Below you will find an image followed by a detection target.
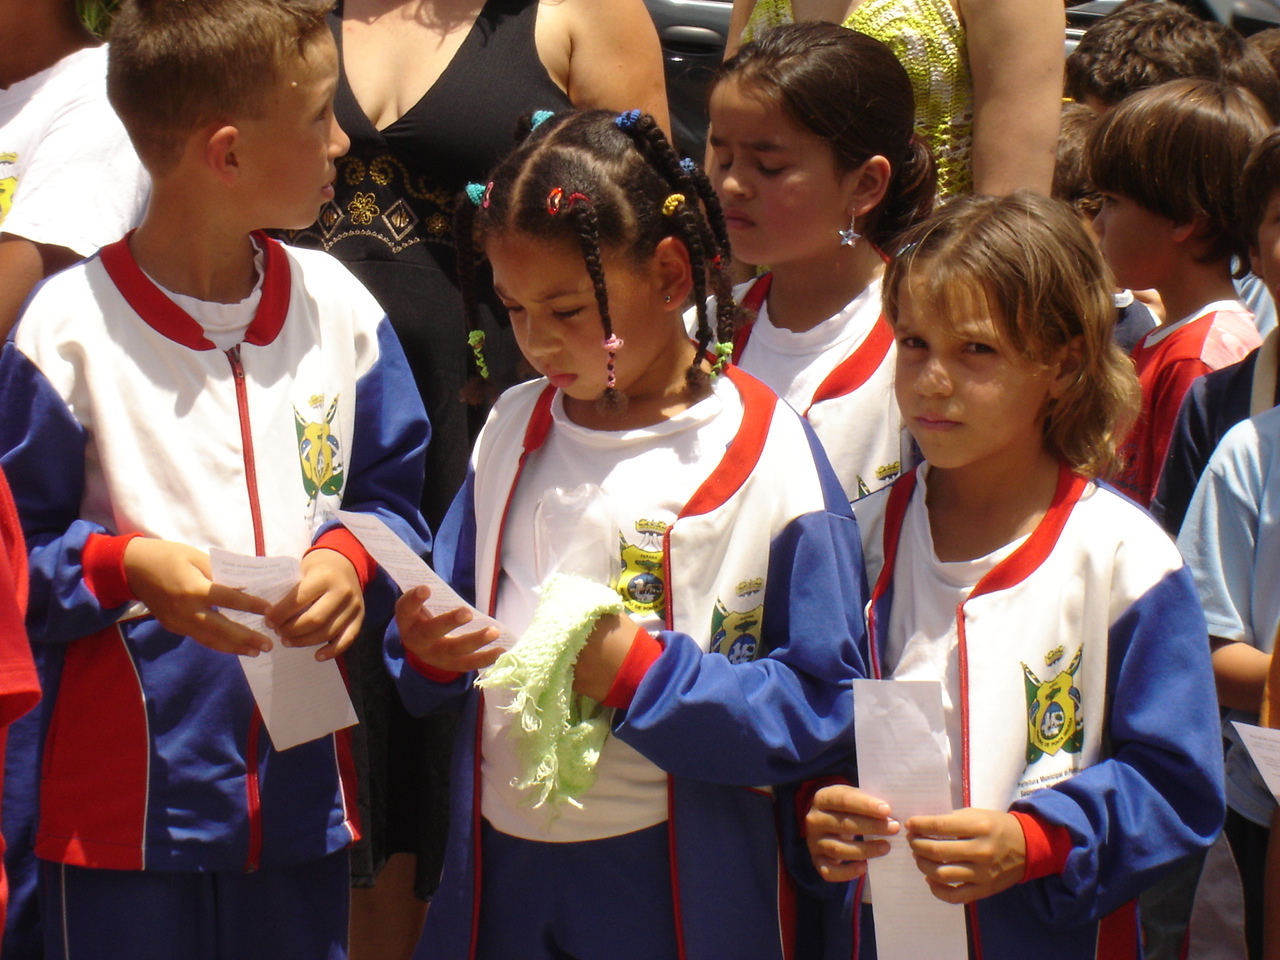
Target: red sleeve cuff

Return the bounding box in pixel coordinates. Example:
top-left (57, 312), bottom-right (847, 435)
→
top-left (310, 528), bottom-right (377, 590)
top-left (82, 532), bottom-right (143, 608)
top-left (602, 626), bottom-right (663, 709)
top-left (1011, 810), bottom-right (1073, 881)
top-left (794, 776), bottom-right (851, 837)
top-left (404, 646), bottom-right (464, 684)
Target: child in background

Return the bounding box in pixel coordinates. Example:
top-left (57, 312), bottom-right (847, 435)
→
top-left (1065, 2), bottom-right (1280, 118)
top-left (1088, 79), bottom-right (1269, 506)
top-left (804, 193), bottom-right (1223, 960)
top-left (1154, 132), bottom-right (1280, 535)
top-left (1052, 101), bottom-right (1155, 354)
top-left (0, 0), bottom-right (431, 956)
top-left (388, 109), bottom-right (867, 960)
top-left (704, 23), bottom-right (935, 503)
top-left (1176, 383), bottom-right (1280, 958)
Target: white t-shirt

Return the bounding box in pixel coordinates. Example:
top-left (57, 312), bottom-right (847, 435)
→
top-left (148, 242), bottom-right (266, 351)
top-left (481, 376), bottom-right (743, 841)
top-left (881, 466), bottom-right (1025, 810)
top-left (737, 277), bottom-right (883, 413)
top-left (694, 276), bottom-right (906, 502)
top-left (0, 45), bottom-right (148, 255)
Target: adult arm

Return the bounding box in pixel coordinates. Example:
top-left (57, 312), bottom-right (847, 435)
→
top-left (723, 0), bottom-right (760, 59)
top-left (0, 236), bottom-right (78, 340)
top-left (537, 0), bottom-right (670, 134)
top-left (960, 0), bottom-right (1062, 196)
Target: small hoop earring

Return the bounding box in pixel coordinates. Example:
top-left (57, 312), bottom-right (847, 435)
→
top-left (664, 294), bottom-right (672, 303)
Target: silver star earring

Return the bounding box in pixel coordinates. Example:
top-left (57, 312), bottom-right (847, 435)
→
top-left (839, 213), bottom-right (860, 247)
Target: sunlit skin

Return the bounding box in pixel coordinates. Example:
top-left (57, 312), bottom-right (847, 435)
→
top-left (706, 75), bottom-right (889, 333)
top-left (806, 272), bottom-right (1083, 904)
top-left (394, 229), bottom-right (705, 698)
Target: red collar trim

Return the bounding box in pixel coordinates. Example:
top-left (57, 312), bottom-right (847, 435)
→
top-left (732, 272), bottom-right (772, 364)
top-left (521, 384), bottom-right (557, 454)
top-left (968, 462), bottom-right (1087, 600)
top-left (98, 231), bottom-right (292, 351)
top-left (874, 464), bottom-right (1085, 607)
top-left (869, 467), bottom-right (918, 679)
top-left (804, 315), bottom-right (894, 413)
top-left (680, 366), bottom-right (777, 520)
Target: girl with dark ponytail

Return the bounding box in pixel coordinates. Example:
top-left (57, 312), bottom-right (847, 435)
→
top-left (707, 22), bottom-right (936, 502)
top-left (390, 108), bottom-right (868, 960)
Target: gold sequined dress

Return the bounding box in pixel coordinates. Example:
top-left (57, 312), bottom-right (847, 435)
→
top-left (743, 0), bottom-right (973, 197)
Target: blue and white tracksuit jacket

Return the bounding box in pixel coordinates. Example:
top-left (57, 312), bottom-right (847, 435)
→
top-left (0, 234), bottom-right (430, 873)
top-left (386, 368), bottom-right (870, 960)
top-left (813, 465), bottom-right (1223, 960)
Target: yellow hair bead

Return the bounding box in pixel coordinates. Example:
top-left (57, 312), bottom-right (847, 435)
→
top-left (662, 194), bottom-right (685, 216)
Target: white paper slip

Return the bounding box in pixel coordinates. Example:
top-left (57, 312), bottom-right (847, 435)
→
top-left (210, 548), bottom-right (358, 752)
top-left (336, 510), bottom-right (517, 650)
top-left (1231, 721), bottom-right (1280, 803)
top-left (853, 678), bottom-right (968, 960)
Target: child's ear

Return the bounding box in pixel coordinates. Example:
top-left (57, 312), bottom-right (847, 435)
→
top-left (1048, 335), bottom-right (1085, 400)
top-left (205, 125), bottom-right (242, 184)
top-left (1170, 216), bottom-right (1207, 246)
top-left (846, 155), bottom-right (893, 220)
top-left (653, 235), bottom-right (694, 309)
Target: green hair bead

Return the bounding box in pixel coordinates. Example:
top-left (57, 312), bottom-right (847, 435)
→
top-left (712, 340), bottom-right (733, 378)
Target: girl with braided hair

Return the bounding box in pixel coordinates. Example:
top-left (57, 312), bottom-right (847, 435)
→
top-left (385, 108), bottom-right (869, 960)
top-left (707, 23), bottom-right (936, 503)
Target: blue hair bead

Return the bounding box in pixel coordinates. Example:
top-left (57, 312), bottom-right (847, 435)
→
top-left (679, 157), bottom-right (697, 175)
top-left (530, 110), bottom-right (555, 129)
top-left (615, 109), bottom-right (642, 131)
top-left (465, 183), bottom-right (486, 207)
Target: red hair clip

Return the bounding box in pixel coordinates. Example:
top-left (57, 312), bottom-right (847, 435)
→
top-left (547, 187), bottom-right (564, 215)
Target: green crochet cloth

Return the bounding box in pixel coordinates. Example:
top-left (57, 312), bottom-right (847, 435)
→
top-left (742, 0), bottom-right (974, 198)
top-left (476, 574), bottom-right (624, 812)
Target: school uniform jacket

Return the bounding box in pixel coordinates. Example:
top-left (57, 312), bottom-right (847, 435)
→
top-left (0, 234), bottom-right (430, 872)
top-left (734, 274), bottom-right (906, 502)
top-left (387, 368), bottom-right (869, 960)
top-left (840, 465), bottom-right (1223, 960)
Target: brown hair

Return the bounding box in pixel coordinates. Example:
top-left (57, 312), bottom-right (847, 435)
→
top-left (107, 0), bottom-right (333, 173)
top-left (712, 21), bottom-right (935, 250)
top-left (1065, 2), bottom-right (1280, 118)
top-left (1053, 101), bottom-right (1101, 219)
top-left (883, 192), bottom-right (1140, 479)
top-left (1240, 131), bottom-right (1280, 250)
top-left (1087, 78), bottom-right (1272, 269)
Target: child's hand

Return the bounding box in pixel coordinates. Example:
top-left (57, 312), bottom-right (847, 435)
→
top-left (572, 612), bottom-right (636, 702)
top-left (395, 585), bottom-right (501, 674)
top-left (266, 549), bottom-right (364, 661)
top-left (804, 784), bottom-right (898, 882)
top-left (123, 537), bottom-right (273, 656)
top-left (906, 808), bottom-right (1027, 904)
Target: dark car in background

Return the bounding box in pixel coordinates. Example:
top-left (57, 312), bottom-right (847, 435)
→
top-left (645, 0), bottom-right (733, 158)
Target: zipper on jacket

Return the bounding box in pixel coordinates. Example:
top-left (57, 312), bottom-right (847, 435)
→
top-left (227, 347), bottom-right (265, 555)
top-left (228, 346), bottom-right (266, 870)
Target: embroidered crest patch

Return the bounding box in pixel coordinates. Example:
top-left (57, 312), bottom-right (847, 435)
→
top-left (1022, 647), bottom-right (1083, 763)
top-left (710, 578), bottom-right (764, 663)
top-left (294, 395), bottom-right (344, 501)
top-left (616, 520), bottom-right (667, 616)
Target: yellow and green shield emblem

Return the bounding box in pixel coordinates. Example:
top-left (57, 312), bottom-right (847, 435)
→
top-left (1022, 648), bottom-right (1083, 763)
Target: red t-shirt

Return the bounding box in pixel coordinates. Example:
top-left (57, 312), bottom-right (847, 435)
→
top-left (1115, 301), bottom-right (1260, 505)
top-left (0, 466), bottom-right (42, 934)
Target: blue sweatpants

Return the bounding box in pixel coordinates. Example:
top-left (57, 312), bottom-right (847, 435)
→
top-left (476, 820), bottom-right (679, 960)
top-left (39, 849), bottom-right (349, 960)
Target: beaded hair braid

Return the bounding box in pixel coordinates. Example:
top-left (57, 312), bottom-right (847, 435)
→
top-left (454, 109), bottom-right (736, 412)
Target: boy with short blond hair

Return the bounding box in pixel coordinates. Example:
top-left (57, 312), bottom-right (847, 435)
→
top-left (0, 0), bottom-right (429, 955)
top-left (1088, 78), bottom-right (1269, 506)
